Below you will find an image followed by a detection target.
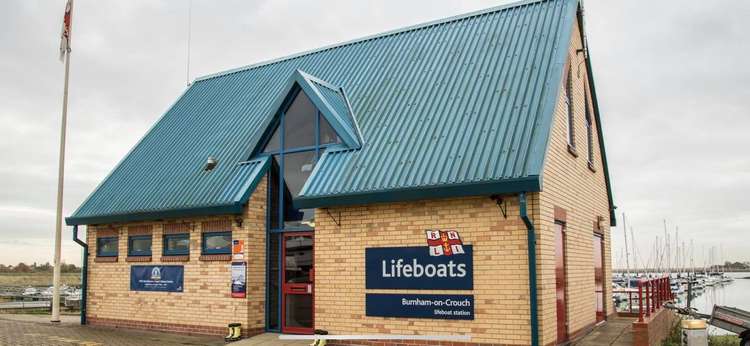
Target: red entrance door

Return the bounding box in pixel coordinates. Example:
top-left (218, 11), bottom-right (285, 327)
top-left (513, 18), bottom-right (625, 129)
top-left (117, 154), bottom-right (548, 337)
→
top-left (554, 222), bottom-right (568, 344)
top-left (281, 232), bottom-right (314, 334)
top-left (593, 234), bottom-right (605, 323)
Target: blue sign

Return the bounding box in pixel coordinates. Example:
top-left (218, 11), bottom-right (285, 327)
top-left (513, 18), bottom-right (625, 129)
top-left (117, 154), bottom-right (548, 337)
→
top-left (366, 294), bottom-right (474, 320)
top-left (365, 246), bottom-right (473, 290)
top-left (130, 265), bottom-right (184, 292)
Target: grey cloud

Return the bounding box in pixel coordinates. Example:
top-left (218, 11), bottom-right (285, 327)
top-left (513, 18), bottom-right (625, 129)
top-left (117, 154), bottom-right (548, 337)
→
top-left (1, 0), bottom-right (748, 266)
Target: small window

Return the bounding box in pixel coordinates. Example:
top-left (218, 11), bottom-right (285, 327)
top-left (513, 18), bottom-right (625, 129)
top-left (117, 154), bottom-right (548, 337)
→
top-left (565, 63), bottom-right (575, 148)
top-left (128, 235), bottom-right (152, 256)
top-left (97, 237), bottom-right (118, 257)
top-left (202, 231), bottom-right (232, 255)
top-left (585, 87), bottom-right (594, 166)
top-left (163, 233), bottom-right (190, 256)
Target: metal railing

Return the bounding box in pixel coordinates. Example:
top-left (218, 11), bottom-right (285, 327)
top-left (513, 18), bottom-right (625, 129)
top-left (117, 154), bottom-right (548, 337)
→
top-left (613, 276), bottom-right (673, 322)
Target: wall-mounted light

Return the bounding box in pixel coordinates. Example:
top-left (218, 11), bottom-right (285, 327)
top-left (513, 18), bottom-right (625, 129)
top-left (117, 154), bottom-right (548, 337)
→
top-left (204, 156), bottom-right (218, 171)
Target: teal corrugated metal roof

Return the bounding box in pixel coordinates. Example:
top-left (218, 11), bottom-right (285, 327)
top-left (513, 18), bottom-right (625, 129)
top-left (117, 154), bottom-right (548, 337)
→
top-left (67, 0), bottom-right (581, 225)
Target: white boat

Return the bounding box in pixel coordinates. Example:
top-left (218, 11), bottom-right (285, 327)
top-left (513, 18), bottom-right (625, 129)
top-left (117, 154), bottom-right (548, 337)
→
top-left (21, 287), bottom-right (38, 296)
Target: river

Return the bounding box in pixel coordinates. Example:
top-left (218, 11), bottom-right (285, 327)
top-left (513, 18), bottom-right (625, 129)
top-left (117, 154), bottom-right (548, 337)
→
top-left (677, 272), bottom-right (750, 335)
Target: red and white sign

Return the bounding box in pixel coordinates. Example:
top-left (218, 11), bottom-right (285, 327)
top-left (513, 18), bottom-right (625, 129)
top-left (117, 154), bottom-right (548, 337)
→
top-left (426, 229), bottom-right (465, 256)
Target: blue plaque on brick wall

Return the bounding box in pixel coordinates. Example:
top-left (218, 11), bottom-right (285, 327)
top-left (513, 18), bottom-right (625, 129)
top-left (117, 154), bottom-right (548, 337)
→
top-left (366, 294), bottom-right (474, 320)
top-left (365, 246), bottom-right (473, 290)
top-left (130, 265), bottom-right (184, 292)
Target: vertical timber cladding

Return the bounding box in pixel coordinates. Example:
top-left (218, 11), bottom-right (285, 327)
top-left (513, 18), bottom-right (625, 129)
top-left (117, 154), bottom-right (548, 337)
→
top-left (365, 239), bottom-right (474, 320)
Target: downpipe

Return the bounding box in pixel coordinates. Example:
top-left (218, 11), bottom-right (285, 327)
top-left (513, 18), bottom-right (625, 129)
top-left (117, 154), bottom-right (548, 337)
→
top-left (519, 192), bottom-right (539, 346)
top-left (72, 225), bottom-right (88, 325)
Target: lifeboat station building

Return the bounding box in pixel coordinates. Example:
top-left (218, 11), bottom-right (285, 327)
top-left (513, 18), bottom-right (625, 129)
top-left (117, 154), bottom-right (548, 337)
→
top-left (66, 0), bottom-right (616, 345)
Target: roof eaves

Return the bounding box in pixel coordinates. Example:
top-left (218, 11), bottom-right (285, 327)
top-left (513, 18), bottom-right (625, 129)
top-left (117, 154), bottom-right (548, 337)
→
top-left (295, 175), bottom-right (542, 209)
top-left (65, 203), bottom-right (243, 226)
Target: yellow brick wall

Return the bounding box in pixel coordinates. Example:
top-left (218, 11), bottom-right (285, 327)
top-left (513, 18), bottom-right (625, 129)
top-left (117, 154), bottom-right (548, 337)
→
top-left (85, 176), bottom-right (268, 332)
top-left (314, 197), bottom-right (534, 345)
top-left (535, 18), bottom-right (613, 345)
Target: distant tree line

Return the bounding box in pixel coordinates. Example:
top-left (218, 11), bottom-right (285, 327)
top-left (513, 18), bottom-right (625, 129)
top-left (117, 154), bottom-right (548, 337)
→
top-left (0, 262), bottom-right (81, 273)
top-left (724, 261), bottom-right (750, 270)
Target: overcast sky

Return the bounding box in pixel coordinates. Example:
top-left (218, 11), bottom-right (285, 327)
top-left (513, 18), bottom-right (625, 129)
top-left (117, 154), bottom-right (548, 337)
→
top-left (1, 0), bottom-right (748, 267)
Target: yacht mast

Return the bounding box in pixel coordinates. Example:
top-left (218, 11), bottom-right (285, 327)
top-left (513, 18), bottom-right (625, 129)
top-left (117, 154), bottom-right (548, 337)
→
top-left (622, 213), bottom-right (631, 285)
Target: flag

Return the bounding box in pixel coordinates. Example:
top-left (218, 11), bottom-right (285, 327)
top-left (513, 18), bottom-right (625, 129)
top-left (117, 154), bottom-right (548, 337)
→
top-left (59, 0), bottom-right (74, 61)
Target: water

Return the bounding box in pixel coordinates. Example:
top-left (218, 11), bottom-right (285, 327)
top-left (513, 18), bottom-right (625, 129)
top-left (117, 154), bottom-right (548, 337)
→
top-left (677, 272), bottom-right (750, 335)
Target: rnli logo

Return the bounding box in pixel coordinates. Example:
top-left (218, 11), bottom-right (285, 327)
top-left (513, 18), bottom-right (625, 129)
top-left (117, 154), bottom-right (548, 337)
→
top-left (425, 230), bottom-right (465, 256)
top-left (150, 267), bottom-right (161, 281)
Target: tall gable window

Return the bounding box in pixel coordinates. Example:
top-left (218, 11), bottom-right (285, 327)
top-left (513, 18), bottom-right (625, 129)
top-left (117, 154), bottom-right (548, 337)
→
top-left (263, 88), bottom-right (341, 230)
top-left (565, 63), bottom-right (576, 152)
top-left (585, 84), bottom-right (595, 169)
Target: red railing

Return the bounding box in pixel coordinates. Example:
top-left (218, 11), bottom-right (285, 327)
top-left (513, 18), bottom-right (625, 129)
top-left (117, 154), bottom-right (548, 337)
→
top-left (613, 276), bottom-right (673, 322)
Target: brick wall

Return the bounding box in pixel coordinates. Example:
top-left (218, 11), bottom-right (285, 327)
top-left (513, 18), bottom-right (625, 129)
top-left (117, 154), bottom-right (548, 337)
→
top-left (314, 196), bottom-right (534, 345)
top-left (85, 176), bottom-right (268, 336)
top-left (534, 17), bottom-right (614, 345)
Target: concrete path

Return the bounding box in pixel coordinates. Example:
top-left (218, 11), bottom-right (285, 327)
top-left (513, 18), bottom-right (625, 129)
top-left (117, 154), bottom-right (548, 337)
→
top-left (575, 315), bottom-right (636, 346)
top-left (229, 333), bottom-right (310, 345)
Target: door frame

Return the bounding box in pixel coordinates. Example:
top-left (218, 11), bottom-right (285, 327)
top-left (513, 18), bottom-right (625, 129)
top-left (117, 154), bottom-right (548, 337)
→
top-left (554, 221), bottom-right (569, 344)
top-left (281, 231), bottom-right (315, 334)
top-left (593, 232), bottom-right (606, 323)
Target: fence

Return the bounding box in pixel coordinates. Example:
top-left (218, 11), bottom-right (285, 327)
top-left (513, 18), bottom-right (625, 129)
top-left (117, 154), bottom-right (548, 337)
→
top-left (613, 276), bottom-right (673, 322)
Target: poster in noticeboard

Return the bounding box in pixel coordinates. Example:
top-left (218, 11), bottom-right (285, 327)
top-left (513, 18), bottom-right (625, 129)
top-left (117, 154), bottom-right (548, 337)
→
top-left (231, 261), bottom-right (247, 298)
top-left (232, 239), bottom-right (244, 261)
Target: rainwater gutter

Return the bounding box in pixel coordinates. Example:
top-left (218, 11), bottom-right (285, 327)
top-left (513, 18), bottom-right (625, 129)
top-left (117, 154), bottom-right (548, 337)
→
top-left (519, 192), bottom-right (539, 346)
top-left (72, 225), bottom-right (88, 325)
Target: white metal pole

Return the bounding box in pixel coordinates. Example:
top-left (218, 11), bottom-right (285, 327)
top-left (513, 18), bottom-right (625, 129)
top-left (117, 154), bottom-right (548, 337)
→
top-left (52, 45), bottom-right (71, 323)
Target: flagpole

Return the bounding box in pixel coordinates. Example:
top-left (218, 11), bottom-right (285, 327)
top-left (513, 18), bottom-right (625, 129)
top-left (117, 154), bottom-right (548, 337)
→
top-left (51, 31), bottom-right (71, 325)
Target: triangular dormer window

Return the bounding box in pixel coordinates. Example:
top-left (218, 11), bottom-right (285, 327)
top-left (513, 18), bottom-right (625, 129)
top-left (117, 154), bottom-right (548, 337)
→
top-left (261, 90), bottom-right (341, 154)
top-left (256, 70), bottom-right (361, 231)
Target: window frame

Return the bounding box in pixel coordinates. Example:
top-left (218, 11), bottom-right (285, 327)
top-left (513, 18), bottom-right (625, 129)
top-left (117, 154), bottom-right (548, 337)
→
top-left (201, 231), bottom-right (232, 255)
top-left (584, 84), bottom-right (595, 168)
top-left (163, 233), bottom-right (190, 256)
top-left (127, 234), bottom-right (152, 257)
top-left (96, 236), bottom-right (119, 257)
top-left (565, 62), bottom-right (576, 151)
top-left (261, 88), bottom-right (338, 231)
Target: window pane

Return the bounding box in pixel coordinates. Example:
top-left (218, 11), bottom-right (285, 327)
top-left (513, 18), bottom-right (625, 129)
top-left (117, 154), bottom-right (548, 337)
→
top-left (282, 151), bottom-right (316, 228)
top-left (263, 124), bottom-right (282, 153)
top-left (284, 91), bottom-right (316, 149)
top-left (282, 151), bottom-right (316, 198)
top-left (129, 236), bottom-right (151, 255)
top-left (164, 234), bottom-right (189, 255)
top-left (269, 155), bottom-right (281, 229)
top-left (97, 237), bottom-right (118, 256)
top-left (285, 294), bottom-right (313, 328)
top-left (319, 114), bottom-right (340, 145)
top-left (284, 235), bottom-right (313, 283)
top-left (203, 232), bottom-right (231, 254)
top-left (268, 233), bottom-right (281, 330)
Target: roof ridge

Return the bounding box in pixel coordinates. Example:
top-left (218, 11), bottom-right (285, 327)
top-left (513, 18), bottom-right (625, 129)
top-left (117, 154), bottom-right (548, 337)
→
top-left (194, 0), bottom-right (552, 82)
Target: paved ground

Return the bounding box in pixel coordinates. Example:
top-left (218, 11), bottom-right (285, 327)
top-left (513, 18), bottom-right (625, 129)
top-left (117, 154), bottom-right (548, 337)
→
top-left (230, 333), bottom-right (308, 346)
top-left (0, 314), bottom-right (225, 346)
top-left (575, 315), bottom-right (636, 346)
